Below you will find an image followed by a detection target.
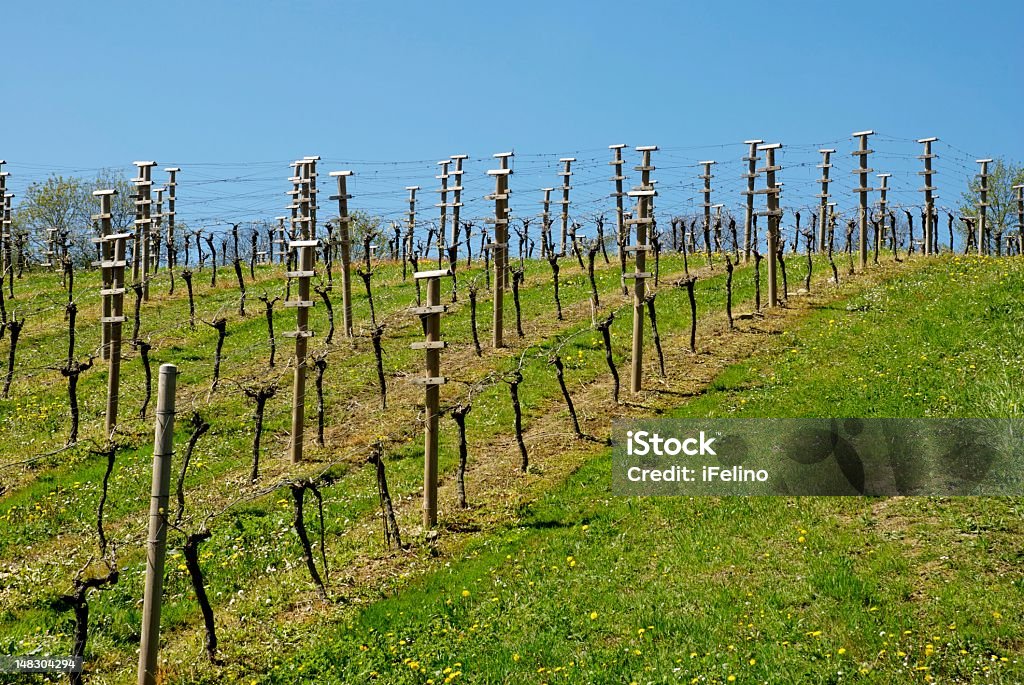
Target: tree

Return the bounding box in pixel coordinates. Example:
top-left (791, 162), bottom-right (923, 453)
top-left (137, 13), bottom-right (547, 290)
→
top-left (959, 158), bottom-right (1024, 250)
top-left (15, 170), bottom-right (136, 265)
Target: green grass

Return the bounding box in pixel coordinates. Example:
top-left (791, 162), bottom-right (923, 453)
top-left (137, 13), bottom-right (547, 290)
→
top-left (247, 255), bottom-right (1024, 684)
top-left (2, 253), bottom-right (1022, 684)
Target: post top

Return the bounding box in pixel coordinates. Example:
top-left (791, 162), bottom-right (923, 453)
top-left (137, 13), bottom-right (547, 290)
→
top-left (328, 170), bottom-right (353, 177)
top-left (976, 158), bottom-right (993, 164)
top-left (559, 157), bottom-right (576, 163)
top-left (437, 159), bottom-right (450, 166)
top-left (608, 143), bottom-right (627, 149)
top-left (917, 137), bottom-right (938, 143)
top-left (275, 216), bottom-right (288, 220)
top-left (303, 155), bottom-right (321, 161)
top-left (877, 173), bottom-right (892, 178)
top-left (541, 187), bottom-right (555, 192)
top-left (406, 185), bottom-right (420, 191)
top-left (636, 145), bottom-right (659, 151)
top-left (450, 153), bottom-right (469, 160)
top-left (0, 160), bottom-right (5, 165)
top-left (133, 160), bottom-right (157, 167)
top-left (163, 167), bottom-right (180, 172)
top-left (819, 148), bottom-right (836, 154)
top-left (413, 268), bottom-right (452, 280)
top-left (1012, 184), bottom-right (1024, 189)
top-left (487, 169), bottom-right (512, 176)
top-left (851, 130), bottom-right (875, 137)
top-left (757, 143), bottom-right (783, 150)
top-left (493, 151), bottom-right (514, 158)
top-left (93, 189), bottom-right (117, 196)
top-left (699, 160), bottom-right (717, 165)
top-left (743, 139), bottom-right (764, 145)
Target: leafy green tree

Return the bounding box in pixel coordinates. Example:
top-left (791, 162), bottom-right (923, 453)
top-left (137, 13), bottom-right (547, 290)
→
top-left (15, 170), bottom-right (136, 265)
top-left (959, 158), bottom-right (1024, 253)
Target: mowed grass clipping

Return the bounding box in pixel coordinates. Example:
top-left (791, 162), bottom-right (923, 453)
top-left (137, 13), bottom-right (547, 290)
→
top-left (259, 255), bottom-right (1024, 685)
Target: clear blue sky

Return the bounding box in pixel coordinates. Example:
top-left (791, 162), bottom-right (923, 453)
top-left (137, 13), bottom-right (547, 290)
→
top-left (4, 1), bottom-right (1022, 228)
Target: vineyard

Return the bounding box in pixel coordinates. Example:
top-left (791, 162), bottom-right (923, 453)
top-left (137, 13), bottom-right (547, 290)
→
top-left (0, 140), bottom-right (1022, 684)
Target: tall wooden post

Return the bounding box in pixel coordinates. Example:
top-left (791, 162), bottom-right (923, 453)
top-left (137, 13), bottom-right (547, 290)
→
top-left (609, 144), bottom-right (627, 261)
top-left (304, 156), bottom-right (319, 243)
top-left (0, 165), bottom-right (9, 284)
top-left (3, 192), bottom-right (13, 298)
top-left (404, 185), bottom-right (418, 273)
top-left (877, 173), bottom-right (891, 257)
top-left (741, 140), bottom-right (762, 263)
top-left (976, 158), bottom-right (992, 255)
top-left (328, 170), bottom-right (354, 337)
top-left (164, 168), bottom-right (179, 270)
top-left (94, 189), bottom-right (128, 435)
top-left (450, 155), bottom-right (467, 256)
top-left (412, 269), bottom-right (450, 528)
top-left (286, 160), bottom-right (317, 464)
top-left (917, 138), bottom-right (938, 255)
top-left (133, 162), bottom-right (156, 300)
top-left (816, 148), bottom-right (835, 253)
top-left (496, 152), bottom-right (513, 290)
top-left (434, 160), bottom-right (450, 268)
top-left (42, 227), bottom-right (58, 269)
top-left (699, 161), bottom-right (716, 264)
top-left (1014, 184), bottom-right (1024, 256)
top-left (152, 187), bottom-right (164, 276)
top-left (557, 157), bottom-right (575, 255)
top-left (757, 144), bottom-right (782, 307)
top-left (274, 217), bottom-right (287, 264)
top-left (539, 187), bottom-right (554, 257)
top-left (137, 363), bottom-right (176, 685)
top-left (487, 155), bottom-right (512, 349)
top-left (851, 131), bottom-right (874, 269)
top-left (627, 146), bottom-right (657, 394)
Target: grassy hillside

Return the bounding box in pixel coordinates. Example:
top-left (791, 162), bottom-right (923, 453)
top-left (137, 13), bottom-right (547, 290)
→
top-left (1, 252), bottom-right (1022, 684)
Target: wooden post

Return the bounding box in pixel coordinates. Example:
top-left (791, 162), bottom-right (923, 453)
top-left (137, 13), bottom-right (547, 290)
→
top-left (756, 143), bottom-right (782, 307)
top-left (609, 144), bottom-right (627, 265)
top-left (404, 185), bottom-right (419, 275)
top-left (539, 187), bottom-right (554, 258)
top-left (699, 160), bottom-right (716, 265)
top-left (1014, 184), bottom-right (1024, 257)
top-left (304, 156), bottom-right (319, 242)
top-left (0, 164), bottom-right (7, 286)
top-left (976, 158), bottom-right (993, 255)
top-left (164, 168), bottom-right (179, 270)
top-left (152, 187), bottom-right (164, 276)
top-left (851, 131), bottom-right (874, 269)
top-left (557, 157), bottom-right (575, 256)
top-left (328, 170), bottom-right (355, 337)
top-left (133, 162), bottom-right (156, 300)
top-left (627, 145), bottom-right (657, 394)
top-left (137, 363), bottom-right (176, 685)
top-left (273, 217), bottom-right (287, 264)
top-left (93, 189), bottom-right (129, 434)
top-left (917, 138), bottom-right (938, 255)
top-left (411, 269), bottom-right (450, 528)
top-left (435, 160), bottom-right (450, 267)
top-left (877, 173), bottom-right (891, 258)
top-left (816, 148), bottom-right (835, 253)
top-left (0, 166), bottom-right (11, 289)
top-left (450, 155), bottom-right (467, 258)
top-left (487, 153), bottom-right (513, 348)
top-left (286, 160), bottom-right (317, 464)
top-left (741, 140), bottom-right (762, 263)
